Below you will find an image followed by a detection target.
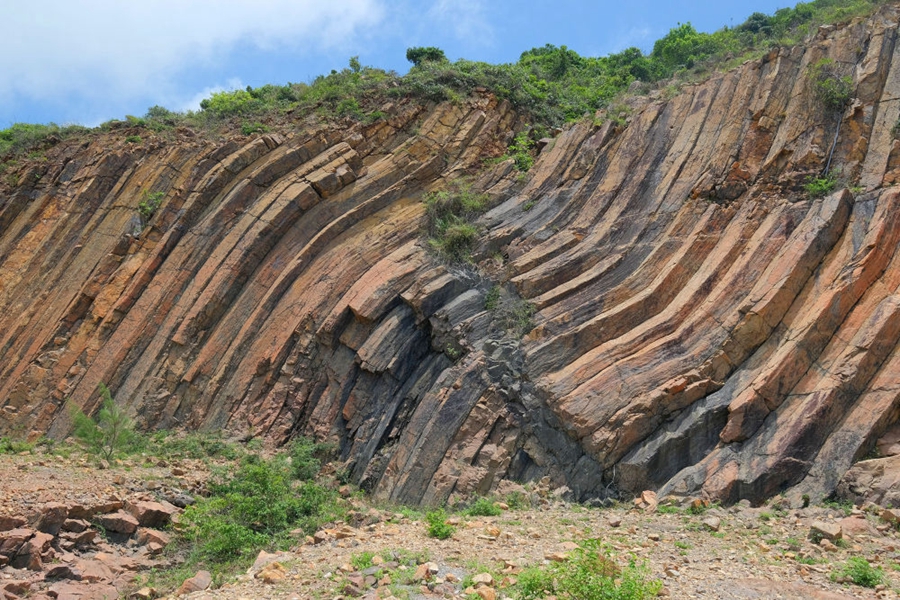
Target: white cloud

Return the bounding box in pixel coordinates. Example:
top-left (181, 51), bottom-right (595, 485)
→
top-left (426, 0), bottom-right (492, 46)
top-left (0, 1), bottom-right (384, 105)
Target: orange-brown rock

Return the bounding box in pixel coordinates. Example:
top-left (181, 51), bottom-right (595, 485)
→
top-left (5, 8), bottom-right (900, 507)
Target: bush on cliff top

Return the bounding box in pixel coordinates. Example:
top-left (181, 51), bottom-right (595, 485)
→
top-left (2, 0), bottom-right (885, 162)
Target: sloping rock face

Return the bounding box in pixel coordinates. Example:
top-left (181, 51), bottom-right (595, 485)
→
top-left (5, 8), bottom-right (900, 506)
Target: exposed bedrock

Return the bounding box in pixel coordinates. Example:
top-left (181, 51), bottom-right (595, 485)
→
top-left (5, 8), bottom-right (900, 505)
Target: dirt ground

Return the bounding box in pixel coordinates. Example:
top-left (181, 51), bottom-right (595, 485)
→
top-left (1, 450), bottom-right (899, 600)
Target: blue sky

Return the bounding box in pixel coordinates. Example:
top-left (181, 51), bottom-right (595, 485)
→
top-left (2, 0), bottom-right (788, 127)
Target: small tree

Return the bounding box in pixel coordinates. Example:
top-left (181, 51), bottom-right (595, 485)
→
top-left (71, 383), bottom-right (136, 461)
top-left (406, 46), bottom-right (447, 67)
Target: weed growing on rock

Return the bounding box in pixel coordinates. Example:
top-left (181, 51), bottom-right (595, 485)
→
top-left (804, 174), bottom-right (837, 198)
top-left (138, 190), bottom-right (165, 221)
top-left (423, 180), bottom-right (490, 263)
top-left (831, 556), bottom-right (884, 588)
top-left (505, 131), bottom-right (535, 172)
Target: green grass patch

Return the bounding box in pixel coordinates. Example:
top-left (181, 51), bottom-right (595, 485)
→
top-left (831, 556), bottom-right (884, 588)
top-left (465, 497), bottom-right (502, 517)
top-left (515, 538), bottom-right (662, 599)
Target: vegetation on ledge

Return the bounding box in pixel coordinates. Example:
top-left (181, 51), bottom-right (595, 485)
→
top-left (0, 0), bottom-right (887, 169)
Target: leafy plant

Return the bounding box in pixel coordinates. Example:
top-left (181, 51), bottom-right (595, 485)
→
top-left (466, 497), bottom-right (502, 517)
top-left (423, 181), bottom-right (490, 263)
top-left (138, 190), bottom-right (165, 221)
top-left (515, 538), bottom-right (662, 599)
top-left (804, 174), bottom-right (837, 198)
top-left (0, 437), bottom-right (34, 454)
top-left (506, 131), bottom-right (535, 172)
top-left (831, 556), bottom-right (884, 588)
top-left (70, 383), bottom-right (138, 461)
top-left (484, 285), bottom-right (501, 310)
top-left (810, 59), bottom-right (853, 112)
top-left (425, 509), bottom-right (455, 539)
top-left (406, 46), bottom-right (448, 67)
top-left (180, 451), bottom-right (342, 561)
top-left (125, 135), bottom-right (142, 144)
top-left (289, 436), bottom-right (326, 481)
top-left (240, 122), bottom-right (269, 135)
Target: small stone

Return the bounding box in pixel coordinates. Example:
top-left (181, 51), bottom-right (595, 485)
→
top-left (256, 562), bottom-right (287, 584)
top-left (177, 570), bottom-right (212, 595)
top-left (476, 586), bottom-right (497, 600)
top-left (96, 510), bottom-right (139, 534)
top-left (820, 539), bottom-right (839, 552)
top-left (648, 533), bottom-right (661, 542)
top-left (608, 517), bottom-right (622, 528)
top-left (810, 520), bottom-right (842, 541)
top-left (702, 517), bottom-right (721, 532)
top-left (472, 573), bottom-right (494, 586)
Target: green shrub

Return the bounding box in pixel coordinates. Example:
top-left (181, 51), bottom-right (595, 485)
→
top-left (125, 135), bottom-right (142, 144)
top-left (148, 431), bottom-right (241, 460)
top-left (810, 58), bottom-right (853, 112)
top-left (484, 285), bottom-right (501, 310)
top-left (0, 122), bottom-right (88, 157)
top-left (406, 46), bottom-right (448, 67)
top-left (425, 509), bottom-right (455, 539)
top-left (506, 131), bottom-right (535, 172)
top-left (240, 122), bottom-right (269, 135)
top-left (831, 556), bottom-right (884, 588)
top-left (466, 497), bottom-right (502, 517)
top-left (70, 383), bottom-right (138, 461)
top-left (804, 174), bottom-right (837, 198)
top-left (181, 452), bottom-right (342, 561)
top-left (0, 437), bottom-right (34, 454)
top-left (138, 190), bottom-right (165, 221)
top-left (423, 181), bottom-right (490, 263)
top-left (515, 538), bottom-right (661, 599)
top-left (289, 436), bottom-right (325, 481)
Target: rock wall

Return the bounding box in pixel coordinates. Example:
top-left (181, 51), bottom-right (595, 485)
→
top-left (5, 7), bottom-right (900, 505)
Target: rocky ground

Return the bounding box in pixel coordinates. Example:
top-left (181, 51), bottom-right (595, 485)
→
top-left (2, 449), bottom-right (900, 600)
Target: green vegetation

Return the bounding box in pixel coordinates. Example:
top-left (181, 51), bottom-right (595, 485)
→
top-left (423, 181), bottom-right (490, 262)
top-left (0, 0), bottom-right (886, 169)
top-left (465, 497), bottom-right (503, 517)
top-left (0, 122), bottom-right (89, 157)
top-left (0, 437), bottom-right (35, 454)
top-left (505, 131), bottom-right (535, 172)
top-left (831, 556), bottom-right (885, 588)
top-left (804, 174), bottom-right (837, 198)
top-left (138, 190), bottom-right (166, 221)
top-left (425, 509), bottom-right (455, 539)
top-left (406, 46), bottom-right (448, 67)
top-left (70, 383), bottom-right (138, 461)
top-left (125, 135), bottom-right (142, 144)
top-left (515, 538), bottom-right (662, 599)
top-left (180, 444), bottom-right (343, 561)
top-left (809, 58), bottom-right (854, 112)
top-left (484, 285), bottom-right (501, 310)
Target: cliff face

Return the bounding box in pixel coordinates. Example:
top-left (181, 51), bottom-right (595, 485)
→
top-left (5, 7), bottom-right (900, 506)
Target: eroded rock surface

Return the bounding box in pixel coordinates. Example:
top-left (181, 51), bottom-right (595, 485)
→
top-left (5, 8), bottom-right (900, 505)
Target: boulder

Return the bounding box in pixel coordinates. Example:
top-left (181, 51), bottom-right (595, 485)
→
top-left (176, 570), bottom-right (211, 595)
top-left (124, 501), bottom-right (179, 528)
top-left (95, 511), bottom-right (139, 535)
top-left (33, 502), bottom-right (68, 535)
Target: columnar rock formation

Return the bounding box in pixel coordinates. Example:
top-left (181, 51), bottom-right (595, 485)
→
top-left (4, 7), bottom-right (900, 505)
